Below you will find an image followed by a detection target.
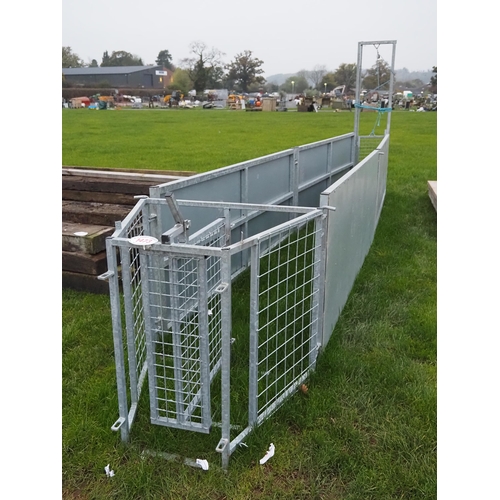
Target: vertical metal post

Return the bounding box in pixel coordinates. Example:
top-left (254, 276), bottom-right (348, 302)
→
top-left (327, 140), bottom-right (333, 183)
top-left (248, 242), bottom-right (260, 426)
top-left (241, 167), bottom-right (249, 267)
top-left (120, 249), bottom-right (139, 406)
top-left (310, 215), bottom-right (324, 365)
top-left (239, 166), bottom-right (249, 269)
top-left (291, 148), bottom-right (299, 208)
top-left (386, 42), bottom-right (397, 135)
top-left (106, 236), bottom-right (130, 442)
top-left (353, 41), bottom-right (363, 166)
top-left (170, 257), bottom-right (185, 422)
top-left (223, 208), bottom-right (231, 246)
top-left (149, 186), bottom-right (163, 240)
top-left (197, 257), bottom-right (212, 429)
top-left (219, 248), bottom-right (232, 469)
top-left (141, 250), bottom-right (159, 421)
top-left (316, 211), bottom-right (329, 349)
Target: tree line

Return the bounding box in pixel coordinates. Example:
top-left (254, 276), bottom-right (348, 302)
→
top-left (62, 44), bottom-right (437, 95)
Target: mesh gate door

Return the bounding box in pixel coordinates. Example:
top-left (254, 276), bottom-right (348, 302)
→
top-left (139, 248), bottom-right (224, 434)
top-left (247, 211), bottom-right (325, 427)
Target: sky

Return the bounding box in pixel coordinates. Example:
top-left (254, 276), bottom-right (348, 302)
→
top-left (62, 0), bottom-right (436, 77)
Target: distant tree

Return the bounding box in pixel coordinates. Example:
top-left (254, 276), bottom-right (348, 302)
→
top-left (297, 69), bottom-right (310, 84)
top-left (362, 59), bottom-right (392, 91)
top-left (167, 68), bottom-right (193, 95)
top-left (281, 75), bottom-right (308, 94)
top-left (309, 65), bottom-right (328, 90)
top-left (222, 74), bottom-right (236, 91)
top-left (264, 82), bottom-right (279, 93)
top-left (207, 64), bottom-right (225, 89)
top-left (331, 63), bottom-right (357, 92)
top-left (101, 50), bottom-right (143, 67)
top-left (403, 79), bottom-right (425, 89)
top-left (429, 66), bottom-right (437, 93)
top-left (89, 59), bottom-right (99, 67)
top-left (62, 46), bottom-right (83, 68)
top-left (304, 88), bottom-right (320, 98)
top-left (101, 51), bottom-right (110, 66)
top-left (156, 49), bottom-right (174, 70)
top-left (225, 50), bottom-right (265, 92)
top-left (320, 72), bottom-right (336, 93)
top-left (180, 41), bottom-right (225, 93)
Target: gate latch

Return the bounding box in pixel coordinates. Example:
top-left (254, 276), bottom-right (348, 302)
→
top-left (111, 417), bottom-right (126, 432)
top-left (163, 192), bottom-right (190, 243)
top-left (215, 283), bottom-right (229, 293)
top-left (215, 438), bottom-right (229, 453)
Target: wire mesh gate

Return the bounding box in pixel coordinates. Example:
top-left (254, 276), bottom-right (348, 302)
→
top-left (102, 196), bottom-right (327, 468)
top-left (141, 230), bottom-right (225, 434)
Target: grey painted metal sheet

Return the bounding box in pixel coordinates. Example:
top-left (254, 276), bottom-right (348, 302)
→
top-left (375, 136), bottom-right (390, 222)
top-left (149, 134), bottom-right (355, 240)
top-left (247, 156), bottom-right (291, 204)
top-left (298, 144), bottom-right (329, 186)
top-left (153, 171), bottom-right (243, 237)
top-left (320, 149), bottom-right (384, 347)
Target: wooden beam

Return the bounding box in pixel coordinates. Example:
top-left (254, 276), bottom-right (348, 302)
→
top-left (62, 201), bottom-right (131, 226)
top-left (63, 165), bottom-right (195, 176)
top-left (62, 189), bottom-right (143, 205)
top-left (62, 222), bottom-right (114, 254)
top-left (428, 181), bottom-right (437, 211)
top-left (62, 250), bottom-right (108, 275)
top-left (62, 176), bottom-right (152, 195)
top-left (62, 166), bottom-right (195, 183)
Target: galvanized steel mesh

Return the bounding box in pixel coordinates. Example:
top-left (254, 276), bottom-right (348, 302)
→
top-left (119, 208), bottom-right (148, 415)
top-left (143, 253), bottom-right (222, 433)
top-left (250, 216), bottom-right (322, 425)
top-left (359, 136), bottom-right (385, 161)
top-left (139, 217), bottom-right (227, 433)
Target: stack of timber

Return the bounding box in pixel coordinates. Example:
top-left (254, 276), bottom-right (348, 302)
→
top-left (427, 181), bottom-right (437, 211)
top-left (62, 166), bottom-right (194, 294)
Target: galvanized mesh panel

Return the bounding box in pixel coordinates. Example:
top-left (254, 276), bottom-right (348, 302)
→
top-left (145, 256), bottom-right (212, 432)
top-left (253, 215), bottom-right (322, 422)
top-left (141, 220), bottom-right (226, 433)
top-left (120, 209), bottom-right (148, 403)
top-left (188, 219), bottom-right (225, 375)
top-left (359, 136), bottom-right (383, 161)
top-left (207, 256), bottom-right (223, 375)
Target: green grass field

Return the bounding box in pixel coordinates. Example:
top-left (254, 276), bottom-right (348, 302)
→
top-left (62, 108), bottom-right (436, 499)
top-left (63, 107), bottom-right (390, 172)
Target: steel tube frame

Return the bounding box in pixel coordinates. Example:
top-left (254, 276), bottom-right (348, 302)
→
top-left (102, 96), bottom-right (391, 468)
top-left (353, 40), bottom-right (397, 164)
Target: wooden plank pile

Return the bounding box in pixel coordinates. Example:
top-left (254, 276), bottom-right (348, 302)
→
top-left (427, 180), bottom-right (437, 211)
top-left (62, 167), bottom-right (194, 294)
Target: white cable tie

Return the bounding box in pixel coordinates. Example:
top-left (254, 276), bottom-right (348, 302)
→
top-left (196, 459), bottom-right (209, 471)
top-left (259, 443), bottom-right (275, 465)
top-left (104, 464), bottom-right (115, 477)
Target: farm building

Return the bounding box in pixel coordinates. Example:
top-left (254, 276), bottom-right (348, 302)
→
top-left (62, 65), bottom-right (172, 89)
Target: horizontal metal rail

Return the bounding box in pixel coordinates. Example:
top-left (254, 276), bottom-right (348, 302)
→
top-left (176, 199), bottom-right (318, 214)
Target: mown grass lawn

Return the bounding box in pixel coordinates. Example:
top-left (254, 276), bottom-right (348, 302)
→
top-left (62, 108), bottom-right (436, 499)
